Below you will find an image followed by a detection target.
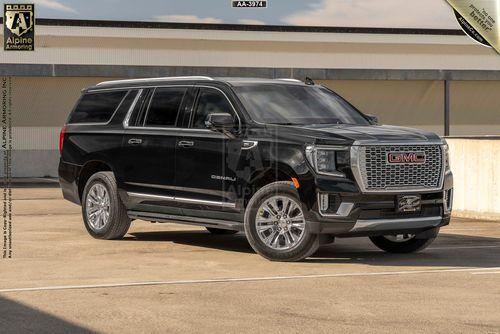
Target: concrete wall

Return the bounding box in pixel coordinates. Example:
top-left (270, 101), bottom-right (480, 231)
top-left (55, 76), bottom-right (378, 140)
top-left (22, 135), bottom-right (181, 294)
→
top-left (447, 138), bottom-right (500, 221)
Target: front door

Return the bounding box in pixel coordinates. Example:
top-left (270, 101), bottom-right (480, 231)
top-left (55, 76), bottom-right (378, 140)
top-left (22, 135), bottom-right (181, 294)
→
top-left (174, 86), bottom-right (243, 216)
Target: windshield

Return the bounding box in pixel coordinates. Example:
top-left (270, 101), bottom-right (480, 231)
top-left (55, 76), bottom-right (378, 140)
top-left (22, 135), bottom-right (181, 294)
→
top-left (234, 84), bottom-right (369, 125)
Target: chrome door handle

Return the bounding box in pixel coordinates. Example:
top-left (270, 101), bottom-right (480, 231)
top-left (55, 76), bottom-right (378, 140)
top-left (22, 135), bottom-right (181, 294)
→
top-left (128, 138), bottom-right (142, 145)
top-left (178, 140), bottom-right (194, 147)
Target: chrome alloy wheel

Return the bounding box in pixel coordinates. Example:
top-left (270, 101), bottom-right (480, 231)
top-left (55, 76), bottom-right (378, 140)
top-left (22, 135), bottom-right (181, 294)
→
top-left (383, 234), bottom-right (415, 243)
top-left (85, 183), bottom-right (111, 232)
top-left (255, 195), bottom-right (306, 250)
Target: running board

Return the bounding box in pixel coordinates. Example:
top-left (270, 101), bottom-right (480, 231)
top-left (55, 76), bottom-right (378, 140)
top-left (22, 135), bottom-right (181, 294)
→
top-left (128, 211), bottom-right (244, 232)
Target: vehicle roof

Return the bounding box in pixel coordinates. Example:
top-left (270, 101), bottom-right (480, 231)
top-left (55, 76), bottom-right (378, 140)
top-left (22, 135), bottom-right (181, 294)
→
top-left (89, 76), bottom-right (308, 90)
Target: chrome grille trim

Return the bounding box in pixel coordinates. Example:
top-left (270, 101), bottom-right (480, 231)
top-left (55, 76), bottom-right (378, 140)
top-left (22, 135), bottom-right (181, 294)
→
top-left (351, 144), bottom-right (445, 193)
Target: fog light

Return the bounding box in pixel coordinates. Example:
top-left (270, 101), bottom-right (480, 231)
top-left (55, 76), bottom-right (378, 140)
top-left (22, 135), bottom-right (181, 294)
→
top-left (319, 193), bottom-right (329, 211)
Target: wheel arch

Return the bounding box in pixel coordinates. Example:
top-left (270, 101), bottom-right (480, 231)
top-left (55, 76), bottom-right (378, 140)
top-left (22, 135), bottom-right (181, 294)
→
top-left (244, 162), bottom-right (310, 209)
top-left (77, 160), bottom-right (114, 201)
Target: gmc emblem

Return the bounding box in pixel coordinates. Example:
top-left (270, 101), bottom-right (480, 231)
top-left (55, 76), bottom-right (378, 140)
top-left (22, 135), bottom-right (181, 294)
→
top-left (387, 152), bottom-right (426, 164)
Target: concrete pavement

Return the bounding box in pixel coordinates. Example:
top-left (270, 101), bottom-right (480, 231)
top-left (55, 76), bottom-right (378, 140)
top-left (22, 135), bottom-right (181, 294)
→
top-left (1, 187), bottom-right (499, 333)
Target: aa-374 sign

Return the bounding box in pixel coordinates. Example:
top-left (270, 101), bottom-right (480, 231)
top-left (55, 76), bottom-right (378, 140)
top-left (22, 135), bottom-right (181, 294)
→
top-left (3, 4), bottom-right (35, 51)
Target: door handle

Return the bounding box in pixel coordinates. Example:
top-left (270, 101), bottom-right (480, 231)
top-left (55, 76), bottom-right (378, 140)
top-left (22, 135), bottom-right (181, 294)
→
top-left (128, 138), bottom-right (142, 145)
top-left (178, 140), bottom-right (194, 147)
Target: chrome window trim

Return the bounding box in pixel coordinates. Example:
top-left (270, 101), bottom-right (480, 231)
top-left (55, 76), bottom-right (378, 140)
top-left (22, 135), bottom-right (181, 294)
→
top-left (67, 89), bottom-right (135, 126)
top-left (127, 192), bottom-right (236, 208)
top-left (350, 144), bottom-right (446, 194)
top-left (122, 89), bottom-right (144, 128)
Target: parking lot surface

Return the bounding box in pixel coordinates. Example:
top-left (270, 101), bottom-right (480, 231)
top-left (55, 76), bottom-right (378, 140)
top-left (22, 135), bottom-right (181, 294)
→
top-left (1, 187), bottom-right (500, 333)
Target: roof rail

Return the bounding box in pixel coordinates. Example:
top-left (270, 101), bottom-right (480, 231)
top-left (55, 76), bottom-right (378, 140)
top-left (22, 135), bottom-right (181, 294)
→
top-left (96, 76), bottom-right (214, 86)
top-left (276, 78), bottom-right (302, 83)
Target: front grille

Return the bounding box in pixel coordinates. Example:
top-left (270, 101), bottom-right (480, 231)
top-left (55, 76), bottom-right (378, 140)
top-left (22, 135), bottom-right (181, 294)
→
top-left (355, 145), bottom-right (443, 192)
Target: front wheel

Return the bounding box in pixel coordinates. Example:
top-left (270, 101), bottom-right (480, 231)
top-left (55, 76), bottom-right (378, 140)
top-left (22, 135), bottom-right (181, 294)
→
top-left (369, 232), bottom-right (437, 253)
top-left (244, 181), bottom-right (319, 262)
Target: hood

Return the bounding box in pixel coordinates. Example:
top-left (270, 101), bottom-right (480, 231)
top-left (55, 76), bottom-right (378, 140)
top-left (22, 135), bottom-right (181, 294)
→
top-left (260, 124), bottom-right (443, 145)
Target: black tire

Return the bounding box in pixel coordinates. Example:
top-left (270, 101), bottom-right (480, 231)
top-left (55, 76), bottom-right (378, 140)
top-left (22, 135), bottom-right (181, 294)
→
top-left (369, 233), bottom-right (437, 253)
top-left (244, 181), bottom-right (319, 262)
top-left (206, 227), bottom-right (238, 235)
top-left (82, 171), bottom-right (131, 240)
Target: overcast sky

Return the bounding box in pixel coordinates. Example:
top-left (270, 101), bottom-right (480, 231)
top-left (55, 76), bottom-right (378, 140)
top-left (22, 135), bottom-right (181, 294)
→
top-left (2, 0), bottom-right (460, 29)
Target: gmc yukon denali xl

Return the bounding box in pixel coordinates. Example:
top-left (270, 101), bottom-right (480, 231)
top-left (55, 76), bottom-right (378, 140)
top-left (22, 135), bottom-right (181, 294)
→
top-left (59, 76), bottom-right (453, 261)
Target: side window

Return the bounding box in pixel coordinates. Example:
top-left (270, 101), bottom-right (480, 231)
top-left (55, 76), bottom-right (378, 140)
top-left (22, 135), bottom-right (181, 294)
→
top-left (112, 89), bottom-right (139, 121)
top-left (127, 89), bottom-right (150, 127)
top-left (68, 90), bottom-right (127, 124)
top-left (144, 87), bottom-right (186, 127)
top-left (192, 89), bottom-right (235, 129)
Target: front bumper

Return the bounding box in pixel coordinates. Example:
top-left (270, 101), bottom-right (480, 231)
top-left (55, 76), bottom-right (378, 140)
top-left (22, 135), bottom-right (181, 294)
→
top-left (303, 171), bottom-right (453, 237)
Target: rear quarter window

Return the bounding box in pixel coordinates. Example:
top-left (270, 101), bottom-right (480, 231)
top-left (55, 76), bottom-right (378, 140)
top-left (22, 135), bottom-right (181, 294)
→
top-left (68, 90), bottom-right (128, 124)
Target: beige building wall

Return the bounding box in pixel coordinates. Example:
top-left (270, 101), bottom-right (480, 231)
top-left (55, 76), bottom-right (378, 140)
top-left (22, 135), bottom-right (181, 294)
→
top-left (450, 81), bottom-right (500, 135)
top-left (11, 77), bottom-right (117, 151)
top-left (319, 80), bottom-right (444, 135)
top-left (12, 77), bottom-right (117, 128)
top-left (1, 25), bottom-right (500, 70)
top-left (6, 77), bottom-right (117, 177)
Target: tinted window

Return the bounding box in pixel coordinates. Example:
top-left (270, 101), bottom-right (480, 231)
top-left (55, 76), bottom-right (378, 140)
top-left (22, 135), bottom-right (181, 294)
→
top-left (112, 90), bottom-right (139, 122)
top-left (192, 89), bottom-right (234, 129)
top-left (69, 90), bottom-right (127, 124)
top-left (234, 84), bottom-right (369, 125)
top-left (144, 87), bottom-right (186, 127)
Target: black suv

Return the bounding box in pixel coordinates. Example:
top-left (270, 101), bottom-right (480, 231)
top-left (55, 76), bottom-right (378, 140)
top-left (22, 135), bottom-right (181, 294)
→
top-left (59, 76), bottom-right (453, 261)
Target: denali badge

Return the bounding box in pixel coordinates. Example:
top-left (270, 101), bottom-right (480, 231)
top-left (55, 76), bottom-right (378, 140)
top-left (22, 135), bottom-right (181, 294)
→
top-left (211, 175), bottom-right (236, 182)
top-left (387, 152), bottom-right (426, 164)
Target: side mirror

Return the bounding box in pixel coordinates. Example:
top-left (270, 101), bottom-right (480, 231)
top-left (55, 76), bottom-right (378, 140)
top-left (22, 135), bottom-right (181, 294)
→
top-left (366, 114), bottom-right (378, 125)
top-left (205, 113), bottom-right (235, 130)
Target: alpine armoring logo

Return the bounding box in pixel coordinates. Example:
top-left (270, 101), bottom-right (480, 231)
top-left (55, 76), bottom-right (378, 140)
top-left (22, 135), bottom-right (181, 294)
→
top-left (4, 3), bottom-right (35, 51)
top-left (387, 152), bottom-right (426, 164)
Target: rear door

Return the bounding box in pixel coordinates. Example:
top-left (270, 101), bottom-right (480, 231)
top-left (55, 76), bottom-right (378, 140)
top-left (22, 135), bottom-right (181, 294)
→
top-left (119, 86), bottom-right (192, 213)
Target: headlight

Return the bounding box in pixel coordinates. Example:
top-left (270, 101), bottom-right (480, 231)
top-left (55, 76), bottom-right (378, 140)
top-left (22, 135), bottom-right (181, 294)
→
top-left (442, 143), bottom-right (451, 172)
top-left (305, 145), bottom-right (345, 177)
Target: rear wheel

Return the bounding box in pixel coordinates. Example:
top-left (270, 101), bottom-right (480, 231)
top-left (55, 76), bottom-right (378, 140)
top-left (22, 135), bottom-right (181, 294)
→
top-left (82, 171), bottom-right (131, 240)
top-left (206, 227), bottom-right (238, 235)
top-left (244, 181), bottom-right (319, 262)
top-left (369, 232), bottom-right (437, 253)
